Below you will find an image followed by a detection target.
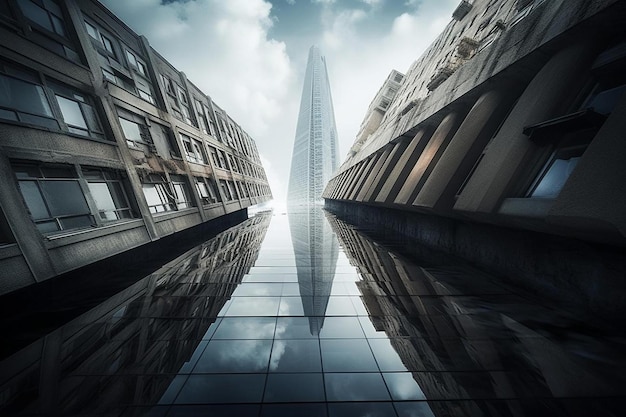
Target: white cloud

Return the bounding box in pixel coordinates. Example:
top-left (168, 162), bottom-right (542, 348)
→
top-left (317, 0), bottom-right (457, 164)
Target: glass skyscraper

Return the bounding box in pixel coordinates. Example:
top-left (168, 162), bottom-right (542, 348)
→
top-left (288, 46), bottom-right (340, 205)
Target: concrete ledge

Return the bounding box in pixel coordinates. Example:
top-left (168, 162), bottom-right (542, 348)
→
top-left (325, 199), bottom-right (626, 321)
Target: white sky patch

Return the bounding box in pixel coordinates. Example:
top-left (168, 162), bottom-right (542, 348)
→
top-left (101, 0), bottom-right (457, 207)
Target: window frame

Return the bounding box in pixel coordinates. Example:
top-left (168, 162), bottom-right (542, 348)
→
top-left (12, 162), bottom-right (94, 234)
top-left (82, 167), bottom-right (134, 222)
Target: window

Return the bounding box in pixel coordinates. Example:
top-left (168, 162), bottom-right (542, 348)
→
top-left (126, 49), bottom-right (148, 77)
top-left (528, 148), bottom-right (582, 198)
top-left (525, 43), bottom-right (626, 200)
top-left (85, 20), bottom-right (117, 59)
top-left (18, 0), bottom-right (79, 62)
top-left (13, 162), bottom-right (94, 234)
top-left (82, 167), bottom-right (133, 221)
top-left (49, 81), bottom-right (104, 139)
top-left (170, 175), bottom-right (194, 209)
top-left (0, 65), bottom-right (58, 129)
top-left (218, 150), bottom-right (228, 170)
top-left (219, 179), bottom-right (232, 200)
top-left (194, 177), bottom-right (220, 204)
top-left (142, 175), bottom-right (175, 214)
top-left (125, 49), bottom-right (154, 104)
top-left (195, 99), bottom-right (210, 134)
top-left (175, 87), bottom-right (195, 127)
top-left (117, 110), bottom-right (152, 147)
top-left (208, 146), bottom-right (224, 169)
top-left (19, 0), bottom-right (66, 36)
top-left (160, 74), bottom-right (175, 96)
top-left (181, 133), bottom-right (206, 164)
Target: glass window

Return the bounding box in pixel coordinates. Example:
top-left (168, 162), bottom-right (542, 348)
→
top-left (56, 96), bottom-right (87, 129)
top-left (101, 35), bottom-right (114, 55)
top-left (195, 177), bottom-right (219, 204)
top-left (0, 73), bottom-right (54, 118)
top-left (171, 175), bottom-right (193, 209)
top-left (13, 162), bottom-right (94, 234)
top-left (118, 117), bottom-right (144, 144)
top-left (18, 0), bottom-right (67, 37)
top-left (141, 174), bottom-right (194, 214)
top-left (85, 21), bottom-right (98, 39)
top-left (83, 168), bottom-right (133, 221)
top-left (142, 180), bottom-right (174, 214)
top-left (125, 50), bottom-right (137, 67)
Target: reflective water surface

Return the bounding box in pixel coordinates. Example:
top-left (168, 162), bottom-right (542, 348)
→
top-left (1, 208), bottom-right (626, 416)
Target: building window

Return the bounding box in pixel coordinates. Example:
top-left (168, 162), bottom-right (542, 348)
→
top-left (49, 81), bottom-right (104, 139)
top-left (17, 0), bottom-right (79, 62)
top-left (0, 63), bottom-right (109, 140)
top-left (85, 20), bottom-right (118, 60)
top-left (82, 167), bottom-right (133, 221)
top-left (125, 50), bottom-right (147, 77)
top-left (195, 99), bottom-right (210, 134)
top-left (525, 43), bottom-right (626, 200)
top-left (181, 133), bottom-right (207, 164)
top-left (13, 162), bottom-right (94, 234)
top-left (0, 65), bottom-right (58, 129)
top-left (194, 177), bottom-right (220, 205)
top-left (142, 175), bottom-right (175, 214)
top-left (125, 49), bottom-right (154, 104)
top-left (170, 175), bottom-right (194, 209)
top-left (117, 110), bottom-right (152, 148)
top-left (219, 179), bottom-right (232, 200)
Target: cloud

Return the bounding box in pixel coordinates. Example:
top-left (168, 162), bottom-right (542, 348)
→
top-left (101, 0), bottom-right (296, 204)
top-left (101, 0), bottom-right (458, 206)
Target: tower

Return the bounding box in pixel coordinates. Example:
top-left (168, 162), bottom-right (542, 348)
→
top-left (288, 46), bottom-right (339, 205)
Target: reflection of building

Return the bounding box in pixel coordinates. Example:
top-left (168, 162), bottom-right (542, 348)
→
top-left (0, 0), bottom-right (272, 296)
top-left (288, 207), bottom-right (338, 334)
top-left (0, 212), bottom-right (271, 415)
top-left (324, 0), bottom-right (626, 317)
top-left (288, 46), bottom-right (339, 205)
top-left (326, 212), bottom-right (625, 417)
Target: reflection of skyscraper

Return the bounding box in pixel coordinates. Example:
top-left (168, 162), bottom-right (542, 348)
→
top-left (288, 207), bottom-right (338, 334)
top-left (288, 46), bottom-right (340, 205)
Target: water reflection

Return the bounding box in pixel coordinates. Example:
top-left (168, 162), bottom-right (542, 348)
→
top-left (288, 206), bottom-right (339, 334)
top-left (326, 212), bottom-right (626, 416)
top-left (1, 208), bottom-right (625, 417)
top-left (0, 213), bottom-right (271, 416)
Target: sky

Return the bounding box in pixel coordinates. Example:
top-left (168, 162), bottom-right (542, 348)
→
top-left (100, 0), bottom-right (459, 209)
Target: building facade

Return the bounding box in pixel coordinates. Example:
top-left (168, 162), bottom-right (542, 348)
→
top-left (288, 46), bottom-right (339, 205)
top-left (324, 0), bottom-right (626, 315)
top-left (0, 0), bottom-right (272, 296)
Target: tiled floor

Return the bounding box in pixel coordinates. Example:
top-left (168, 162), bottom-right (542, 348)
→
top-left (1, 208), bottom-right (625, 416)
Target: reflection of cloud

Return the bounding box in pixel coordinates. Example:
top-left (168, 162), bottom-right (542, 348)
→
top-left (270, 340), bottom-right (286, 369)
top-left (232, 320), bottom-right (274, 339)
top-left (218, 341), bottom-right (264, 364)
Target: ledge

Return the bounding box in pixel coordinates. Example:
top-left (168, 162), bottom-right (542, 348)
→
top-left (45, 219), bottom-right (146, 249)
top-left (152, 207), bottom-right (200, 223)
top-left (0, 243), bottom-right (21, 260)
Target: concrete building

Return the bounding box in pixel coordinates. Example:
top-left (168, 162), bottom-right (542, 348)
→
top-left (0, 0), bottom-right (272, 296)
top-left (288, 46), bottom-right (339, 205)
top-left (324, 0), bottom-right (626, 316)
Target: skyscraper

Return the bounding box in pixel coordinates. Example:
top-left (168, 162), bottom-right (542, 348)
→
top-left (288, 46), bottom-right (340, 205)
